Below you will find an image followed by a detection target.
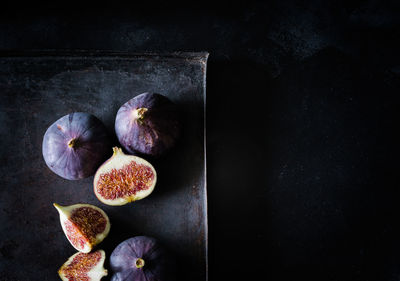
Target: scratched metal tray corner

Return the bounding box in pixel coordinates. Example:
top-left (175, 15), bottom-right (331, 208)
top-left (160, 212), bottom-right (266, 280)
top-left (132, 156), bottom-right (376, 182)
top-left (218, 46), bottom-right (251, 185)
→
top-left (0, 50), bottom-right (208, 281)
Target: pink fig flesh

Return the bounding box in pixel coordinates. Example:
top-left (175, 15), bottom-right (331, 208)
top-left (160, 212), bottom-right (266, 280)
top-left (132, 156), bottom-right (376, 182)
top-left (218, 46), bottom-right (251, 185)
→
top-left (54, 203), bottom-right (111, 253)
top-left (94, 147), bottom-right (157, 206)
top-left (58, 250), bottom-right (108, 281)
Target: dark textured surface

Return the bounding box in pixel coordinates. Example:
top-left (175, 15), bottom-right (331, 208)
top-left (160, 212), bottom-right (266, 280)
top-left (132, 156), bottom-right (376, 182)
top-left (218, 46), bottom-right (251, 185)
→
top-left (1, 1), bottom-right (400, 281)
top-left (0, 52), bottom-right (207, 281)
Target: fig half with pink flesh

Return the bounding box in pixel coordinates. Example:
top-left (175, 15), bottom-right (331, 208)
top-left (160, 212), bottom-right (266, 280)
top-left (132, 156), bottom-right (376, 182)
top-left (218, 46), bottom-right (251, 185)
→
top-left (58, 249), bottom-right (108, 281)
top-left (93, 147), bottom-right (157, 206)
top-left (54, 203), bottom-right (111, 253)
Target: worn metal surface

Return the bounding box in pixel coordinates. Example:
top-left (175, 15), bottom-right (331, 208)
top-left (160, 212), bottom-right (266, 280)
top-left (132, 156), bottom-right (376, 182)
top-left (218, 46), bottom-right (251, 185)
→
top-left (0, 51), bottom-right (208, 281)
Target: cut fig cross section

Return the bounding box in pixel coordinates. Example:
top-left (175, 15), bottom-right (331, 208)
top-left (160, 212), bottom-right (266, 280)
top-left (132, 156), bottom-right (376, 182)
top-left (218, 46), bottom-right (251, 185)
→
top-left (93, 147), bottom-right (157, 206)
top-left (58, 249), bottom-right (108, 281)
top-left (54, 203), bottom-right (111, 253)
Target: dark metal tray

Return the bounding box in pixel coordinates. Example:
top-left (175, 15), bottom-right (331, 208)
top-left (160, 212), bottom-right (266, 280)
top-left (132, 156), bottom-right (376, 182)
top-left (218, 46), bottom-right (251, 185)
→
top-left (0, 51), bottom-right (208, 281)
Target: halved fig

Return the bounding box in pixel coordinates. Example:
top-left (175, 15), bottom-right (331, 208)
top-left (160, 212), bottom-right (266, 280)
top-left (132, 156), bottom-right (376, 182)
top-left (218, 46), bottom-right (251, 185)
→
top-left (58, 249), bottom-right (108, 281)
top-left (54, 203), bottom-right (111, 253)
top-left (93, 147), bottom-right (157, 206)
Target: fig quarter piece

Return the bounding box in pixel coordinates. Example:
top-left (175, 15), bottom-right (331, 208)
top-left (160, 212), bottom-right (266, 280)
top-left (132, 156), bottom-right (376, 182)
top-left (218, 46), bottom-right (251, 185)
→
top-left (58, 249), bottom-right (108, 281)
top-left (93, 147), bottom-right (157, 206)
top-left (54, 203), bottom-right (111, 253)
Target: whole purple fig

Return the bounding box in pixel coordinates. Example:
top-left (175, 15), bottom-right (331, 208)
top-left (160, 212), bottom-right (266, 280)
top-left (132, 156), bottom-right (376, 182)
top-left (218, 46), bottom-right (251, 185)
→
top-left (115, 93), bottom-right (181, 157)
top-left (42, 112), bottom-right (111, 180)
top-left (110, 236), bottom-right (175, 281)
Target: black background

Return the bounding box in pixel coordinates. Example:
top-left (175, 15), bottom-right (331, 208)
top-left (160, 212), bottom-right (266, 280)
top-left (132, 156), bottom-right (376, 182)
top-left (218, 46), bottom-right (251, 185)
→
top-left (1, 1), bottom-right (400, 280)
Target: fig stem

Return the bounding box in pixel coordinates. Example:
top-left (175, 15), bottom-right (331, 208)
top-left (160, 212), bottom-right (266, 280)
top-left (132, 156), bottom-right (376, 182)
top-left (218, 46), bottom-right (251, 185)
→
top-left (133, 108), bottom-right (148, 124)
top-left (135, 258), bottom-right (145, 268)
top-left (68, 138), bottom-right (77, 148)
top-left (112, 147), bottom-right (124, 156)
top-left (53, 203), bottom-right (64, 214)
top-left (137, 108), bottom-right (148, 119)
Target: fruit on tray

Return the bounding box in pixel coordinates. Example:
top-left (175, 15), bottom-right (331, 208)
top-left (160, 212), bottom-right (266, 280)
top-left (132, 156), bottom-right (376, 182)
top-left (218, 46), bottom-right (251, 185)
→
top-left (110, 236), bottom-right (175, 281)
top-left (58, 250), bottom-right (108, 281)
top-left (54, 203), bottom-right (111, 253)
top-left (42, 112), bottom-right (111, 180)
top-left (115, 93), bottom-right (181, 157)
top-left (94, 147), bottom-right (157, 206)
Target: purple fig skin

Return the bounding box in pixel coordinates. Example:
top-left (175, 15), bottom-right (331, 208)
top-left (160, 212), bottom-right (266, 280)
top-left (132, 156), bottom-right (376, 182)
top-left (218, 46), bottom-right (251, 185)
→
top-left (110, 236), bottom-right (175, 281)
top-left (115, 93), bottom-right (181, 157)
top-left (42, 112), bottom-right (111, 180)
